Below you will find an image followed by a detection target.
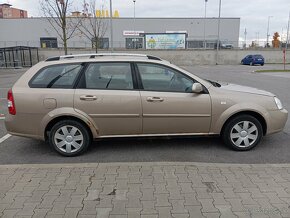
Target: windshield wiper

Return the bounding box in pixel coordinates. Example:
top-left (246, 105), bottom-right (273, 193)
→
top-left (207, 79), bottom-right (221, 88)
top-left (106, 75), bottom-right (113, 88)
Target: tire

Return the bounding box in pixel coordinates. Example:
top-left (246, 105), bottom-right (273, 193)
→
top-left (222, 115), bottom-right (263, 151)
top-left (261, 63), bottom-right (264, 66)
top-left (250, 62), bottom-right (254, 66)
top-left (49, 120), bottom-right (91, 156)
top-left (241, 60), bottom-right (244, 65)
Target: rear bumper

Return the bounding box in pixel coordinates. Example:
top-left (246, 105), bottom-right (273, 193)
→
top-left (253, 61), bottom-right (264, 65)
top-left (5, 114), bottom-right (44, 140)
top-left (266, 109), bottom-right (288, 135)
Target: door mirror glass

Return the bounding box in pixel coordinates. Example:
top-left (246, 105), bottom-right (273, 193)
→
top-left (192, 83), bottom-right (203, 93)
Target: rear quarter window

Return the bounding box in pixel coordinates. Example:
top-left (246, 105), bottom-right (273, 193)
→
top-left (29, 64), bottom-right (82, 88)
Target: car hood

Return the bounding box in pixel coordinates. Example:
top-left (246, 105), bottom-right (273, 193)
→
top-left (218, 82), bottom-right (275, 97)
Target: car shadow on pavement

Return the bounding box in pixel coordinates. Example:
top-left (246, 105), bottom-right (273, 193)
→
top-left (0, 133), bottom-right (289, 164)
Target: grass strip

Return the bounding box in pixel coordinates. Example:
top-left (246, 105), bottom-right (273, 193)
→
top-left (255, 69), bottom-right (290, 73)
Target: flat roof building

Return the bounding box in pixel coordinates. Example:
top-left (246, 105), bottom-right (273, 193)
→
top-left (0, 17), bottom-right (240, 49)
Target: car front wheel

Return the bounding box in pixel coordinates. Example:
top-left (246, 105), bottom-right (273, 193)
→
top-left (49, 120), bottom-right (91, 156)
top-left (222, 115), bottom-right (263, 151)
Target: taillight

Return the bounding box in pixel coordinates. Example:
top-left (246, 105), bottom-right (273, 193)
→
top-left (7, 89), bottom-right (16, 115)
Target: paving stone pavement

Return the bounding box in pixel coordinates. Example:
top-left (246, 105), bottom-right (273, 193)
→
top-left (0, 162), bottom-right (290, 218)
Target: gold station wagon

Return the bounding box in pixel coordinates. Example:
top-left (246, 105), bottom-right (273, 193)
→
top-left (5, 53), bottom-right (288, 156)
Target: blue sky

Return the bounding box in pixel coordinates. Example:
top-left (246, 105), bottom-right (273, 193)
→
top-left (3, 0), bottom-right (290, 45)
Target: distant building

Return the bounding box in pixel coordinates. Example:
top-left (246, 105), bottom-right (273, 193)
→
top-left (0, 3), bottom-right (28, 19)
top-left (0, 17), bottom-right (240, 49)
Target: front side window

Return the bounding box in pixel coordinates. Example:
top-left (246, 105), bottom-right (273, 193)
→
top-left (137, 63), bottom-right (194, 93)
top-left (30, 64), bottom-right (82, 88)
top-left (84, 63), bottom-right (133, 90)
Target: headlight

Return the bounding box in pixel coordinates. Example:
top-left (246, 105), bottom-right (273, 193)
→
top-left (274, 97), bottom-right (283, 110)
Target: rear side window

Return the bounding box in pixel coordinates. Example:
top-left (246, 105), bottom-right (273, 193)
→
top-left (83, 63), bottom-right (133, 90)
top-left (29, 64), bottom-right (82, 88)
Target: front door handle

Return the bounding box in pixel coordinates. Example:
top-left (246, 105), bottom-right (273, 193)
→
top-left (146, 97), bottom-right (164, 102)
top-left (80, 95), bottom-right (97, 101)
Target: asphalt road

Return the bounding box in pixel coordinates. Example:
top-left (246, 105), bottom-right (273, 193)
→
top-left (0, 64), bottom-right (289, 164)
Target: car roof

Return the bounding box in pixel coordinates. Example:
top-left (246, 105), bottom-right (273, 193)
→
top-left (35, 53), bottom-right (173, 72)
top-left (45, 53), bottom-right (166, 63)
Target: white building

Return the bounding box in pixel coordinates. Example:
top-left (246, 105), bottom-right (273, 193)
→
top-left (0, 17), bottom-right (240, 49)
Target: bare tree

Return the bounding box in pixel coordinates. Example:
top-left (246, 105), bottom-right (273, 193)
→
top-left (40, 0), bottom-right (80, 54)
top-left (77, 0), bottom-right (108, 53)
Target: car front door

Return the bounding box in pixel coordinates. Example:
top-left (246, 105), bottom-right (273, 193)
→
top-left (247, 55), bottom-right (253, 64)
top-left (74, 62), bottom-right (142, 136)
top-left (135, 63), bottom-right (211, 134)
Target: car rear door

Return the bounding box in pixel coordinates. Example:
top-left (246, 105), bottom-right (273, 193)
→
top-left (74, 62), bottom-right (142, 136)
top-left (135, 63), bottom-right (211, 134)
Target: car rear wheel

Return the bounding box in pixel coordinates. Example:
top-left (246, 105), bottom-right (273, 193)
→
top-left (49, 120), bottom-right (91, 156)
top-left (222, 115), bottom-right (263, 151)
top-left (261, 63), bottom-right (264, 66)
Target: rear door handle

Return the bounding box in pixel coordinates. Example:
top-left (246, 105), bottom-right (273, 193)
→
top-left (80, 95), bottom-right (97, 101)
top-left (146, 97), bottom-right (164, 102)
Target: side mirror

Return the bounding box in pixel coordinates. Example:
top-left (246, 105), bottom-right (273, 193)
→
top-left (192, 83), bottom-right (203, 93)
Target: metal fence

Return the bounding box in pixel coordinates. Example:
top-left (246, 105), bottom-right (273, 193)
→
top-left (0, 40), bottom-right (288, 51)
top-left (0, 46), bottom-right (39, 68)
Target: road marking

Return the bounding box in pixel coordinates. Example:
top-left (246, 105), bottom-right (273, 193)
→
top-left (0, 117), bottom-right (5, 120)
top-left (0, 134), bottom-right (11, 144)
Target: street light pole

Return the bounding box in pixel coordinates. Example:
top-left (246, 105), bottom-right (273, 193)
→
top-left (203, 0), bottom-right (208, 49)
top-left (266, 16), bottom-right (273, 48)
top-left (109, 0), bottom-right (114, 52)
top-left (216, 0), bottom-right (221, 65)
top-left (286, 11), bottom-right (290, 49)
top-left (133, 0), bottom-right (136, 49)
top-left (256, 32), bottom-right (259, 47)
top-left (244, 28), bottom-right (247, 48)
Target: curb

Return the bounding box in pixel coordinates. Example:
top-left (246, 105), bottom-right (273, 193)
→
top-left (0, 162), bottom-right (290, 169)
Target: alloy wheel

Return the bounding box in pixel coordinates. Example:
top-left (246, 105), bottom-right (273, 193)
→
top-left (54, 125), bottom-right (84, 154)
top-left (230, 121), bottom-right (258, 148)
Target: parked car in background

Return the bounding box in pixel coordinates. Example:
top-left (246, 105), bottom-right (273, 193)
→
top-left (241, 54), bottom-right (264, 66)
top-left (221, 43), bottom-right (233, 49)
top-left (5, 53), bottom-right (287, 156)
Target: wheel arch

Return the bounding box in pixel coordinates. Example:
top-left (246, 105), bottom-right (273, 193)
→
top-left (220, 111), bottom-right (267, 136)
top-left (44, 115), bottom-right (94, 141)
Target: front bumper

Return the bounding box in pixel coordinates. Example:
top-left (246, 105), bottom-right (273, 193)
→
top-left (266, 109), bottom-right (288, 135)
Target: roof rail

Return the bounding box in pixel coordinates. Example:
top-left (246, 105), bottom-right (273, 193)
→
top-left (45, 53), bottom-right (162, 62)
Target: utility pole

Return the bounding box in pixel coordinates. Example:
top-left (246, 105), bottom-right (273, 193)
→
top-left (109, 0), bottom-right (114, 52)
top-left (203, 0), bottom-right (208, 49)
top-left (266, 16), bottom-right (273, 48)
top-left (244, 28), bottom-right (247, 48)
top-left (256, 32), bottom-right (259, 47)
top-left (133, 0), bottom-right (136, 49)
top-left (286, 11), bottom-right (290, 49)
top-left (216, 0), bottom-right (221, 65)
